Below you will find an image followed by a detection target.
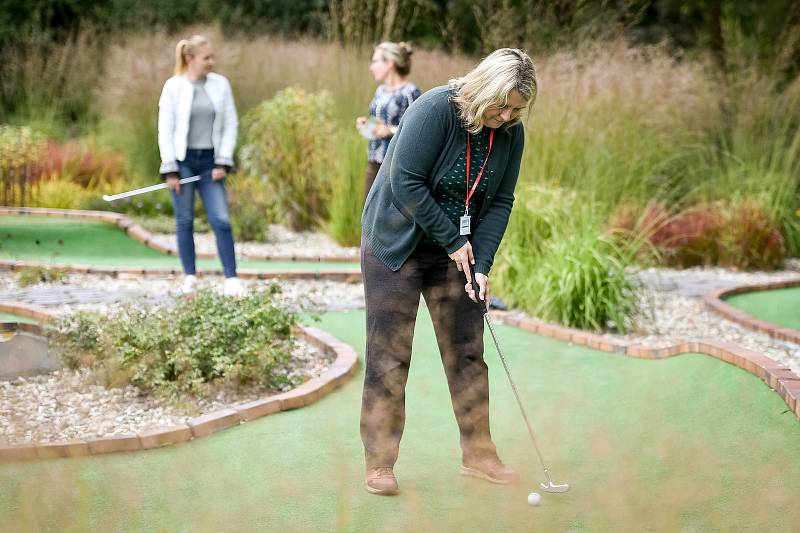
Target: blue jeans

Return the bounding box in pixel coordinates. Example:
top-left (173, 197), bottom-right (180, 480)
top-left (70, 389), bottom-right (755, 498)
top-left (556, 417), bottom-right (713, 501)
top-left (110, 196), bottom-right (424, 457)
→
top-left (171, 149), bottom-right (237, 278)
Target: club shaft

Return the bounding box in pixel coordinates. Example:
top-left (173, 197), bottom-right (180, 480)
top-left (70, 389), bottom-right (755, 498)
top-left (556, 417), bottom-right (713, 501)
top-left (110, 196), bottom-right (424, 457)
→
top-left (482, 311), bottom-right (550, 473)
top-left (103, 175), bottom-right (200, 201)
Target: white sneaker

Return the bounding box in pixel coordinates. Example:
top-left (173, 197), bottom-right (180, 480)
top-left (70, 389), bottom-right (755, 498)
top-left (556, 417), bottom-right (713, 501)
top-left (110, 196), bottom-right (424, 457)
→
top-left (180, 274), bottom-right (198, 294)
top-left (223, 276), bottom-right (247, 297)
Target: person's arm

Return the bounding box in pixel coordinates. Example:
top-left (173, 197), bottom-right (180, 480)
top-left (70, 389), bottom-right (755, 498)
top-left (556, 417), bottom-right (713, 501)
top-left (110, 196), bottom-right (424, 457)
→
top-left (389, 100), bottom-right (467, 254)
top-left (158, 80), bottom-right (179, 178)
top-left (215, 78), bottom-right (238, 169)
top-left (472, 124), bottom-right (525, 275)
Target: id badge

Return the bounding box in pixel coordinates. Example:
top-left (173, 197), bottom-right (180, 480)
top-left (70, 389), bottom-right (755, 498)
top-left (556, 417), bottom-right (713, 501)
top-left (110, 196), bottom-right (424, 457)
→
top-left (459, 215), bottom-right (471, 236)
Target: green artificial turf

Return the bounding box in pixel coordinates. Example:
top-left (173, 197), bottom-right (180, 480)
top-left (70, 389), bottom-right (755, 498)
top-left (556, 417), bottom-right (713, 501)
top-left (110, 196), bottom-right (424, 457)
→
top-left (0, 216), bottom-right (358, 272)
top-left (0, 309), bottom-right (798, 531)
top-left (0, 313), bottom-right (38, 325)
top-left (726, 286), bottom-right (800, 331)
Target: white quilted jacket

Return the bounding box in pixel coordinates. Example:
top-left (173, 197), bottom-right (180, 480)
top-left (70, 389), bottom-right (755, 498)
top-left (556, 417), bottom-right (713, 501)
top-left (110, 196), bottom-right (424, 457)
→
top-left (157, 72), bottom-right (238, 174)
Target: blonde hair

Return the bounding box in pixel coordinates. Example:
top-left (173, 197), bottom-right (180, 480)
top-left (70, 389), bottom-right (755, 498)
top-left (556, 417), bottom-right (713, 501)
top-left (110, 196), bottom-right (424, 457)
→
top-left (174, 35), bottom-right (210, 75)
top-left (449, 48), bottom-right (538, 133)
top-left (375, 41), bottom-right (414, 76)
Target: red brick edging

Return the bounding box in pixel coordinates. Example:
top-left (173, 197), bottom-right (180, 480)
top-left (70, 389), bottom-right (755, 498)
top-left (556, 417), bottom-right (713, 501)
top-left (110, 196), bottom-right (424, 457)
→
top-left (0, 206), bottom-right (359, 262)
top-left (491, 310), bottom-right (800, 419)
top-left (0, 301), bottom-right (359, 462)
top-left (703, 278), bottom-right (800, 345)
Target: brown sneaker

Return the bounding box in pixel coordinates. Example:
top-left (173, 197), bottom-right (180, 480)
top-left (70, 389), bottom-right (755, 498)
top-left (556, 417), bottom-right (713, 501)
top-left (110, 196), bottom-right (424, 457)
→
top-left (460, 456), bottom-right (520, 485)
top-left (366, 467), bottom-right (399, 495)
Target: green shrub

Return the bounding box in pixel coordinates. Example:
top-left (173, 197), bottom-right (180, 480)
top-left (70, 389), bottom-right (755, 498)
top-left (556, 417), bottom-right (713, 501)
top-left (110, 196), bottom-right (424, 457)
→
top-left (0, 125), bottom-right (45, 206)
top-left (326, 131), bottom-right (364, 246)
top-left (28, 178), bottom-right (89, 209)
top-left (494, 186), bottom-right (638, 332)
top-left (228, 174), bottom-right (273, 242)
top-left (240, 87), bottom-right (337, 231)
top-left (17, 266), bottom-right (69, 287)
top-left (530, 233), bottom-right (637, 332)
top-left (48, 287), bottom-right (301, 398)
top-left (493, 185), bottom-right (582, 294)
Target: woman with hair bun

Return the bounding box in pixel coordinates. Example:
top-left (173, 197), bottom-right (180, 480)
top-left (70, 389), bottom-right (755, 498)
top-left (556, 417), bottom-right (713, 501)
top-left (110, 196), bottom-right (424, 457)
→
top-left (157, 35), bottom-right (245, 297)
top-left (356, 41), bottom-right (422, 197)
top-left (359, 48), bottom-right (538, 496)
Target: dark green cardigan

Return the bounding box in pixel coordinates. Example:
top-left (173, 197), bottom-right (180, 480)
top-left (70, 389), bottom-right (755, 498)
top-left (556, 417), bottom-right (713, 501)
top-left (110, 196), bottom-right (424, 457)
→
top-left (361, 85), bottom-right (525, 275)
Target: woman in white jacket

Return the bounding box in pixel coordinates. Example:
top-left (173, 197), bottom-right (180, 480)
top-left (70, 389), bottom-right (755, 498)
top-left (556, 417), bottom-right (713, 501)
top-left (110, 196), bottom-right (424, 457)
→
top-left (158, 34), bottom-right (245, 296)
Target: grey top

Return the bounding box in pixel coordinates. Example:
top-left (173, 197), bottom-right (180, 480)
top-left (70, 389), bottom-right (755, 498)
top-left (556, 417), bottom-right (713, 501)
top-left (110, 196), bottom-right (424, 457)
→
top-left (188, 79), bottom-right (215, 149)
top-left (362, 85), bottom-right (525, 275)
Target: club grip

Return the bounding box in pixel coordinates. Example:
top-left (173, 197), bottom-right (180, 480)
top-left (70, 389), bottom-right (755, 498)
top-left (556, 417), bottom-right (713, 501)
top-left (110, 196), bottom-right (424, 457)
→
top-left (468, 264), bottom-right (487, 311)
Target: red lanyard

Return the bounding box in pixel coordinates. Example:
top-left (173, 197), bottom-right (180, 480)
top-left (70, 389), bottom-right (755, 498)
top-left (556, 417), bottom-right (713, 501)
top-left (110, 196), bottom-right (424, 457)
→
top-left (465, 129), bottom-right (494, 214)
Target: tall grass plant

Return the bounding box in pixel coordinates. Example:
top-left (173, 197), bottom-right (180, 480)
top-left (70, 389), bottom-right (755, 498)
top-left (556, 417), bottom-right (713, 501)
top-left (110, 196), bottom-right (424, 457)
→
top-left (327, 131), bottom-right (366, 246)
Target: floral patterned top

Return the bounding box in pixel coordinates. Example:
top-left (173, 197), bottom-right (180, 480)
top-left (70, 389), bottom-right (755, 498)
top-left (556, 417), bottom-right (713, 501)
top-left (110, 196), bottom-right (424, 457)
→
top-left (367, 82), bottom-right (422, 164)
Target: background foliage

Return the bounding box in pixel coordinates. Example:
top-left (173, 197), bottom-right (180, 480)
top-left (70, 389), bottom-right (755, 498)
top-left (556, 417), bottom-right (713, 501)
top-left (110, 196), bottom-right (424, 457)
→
top-left (2, 0), bottom-right (799, 330)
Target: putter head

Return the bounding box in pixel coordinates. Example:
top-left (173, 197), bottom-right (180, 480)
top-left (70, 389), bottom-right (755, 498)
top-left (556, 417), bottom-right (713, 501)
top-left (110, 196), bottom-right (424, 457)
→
top-left (540, 481), bottom-right (570, 493)
top-left (102, 195), bottom-right (113, 202)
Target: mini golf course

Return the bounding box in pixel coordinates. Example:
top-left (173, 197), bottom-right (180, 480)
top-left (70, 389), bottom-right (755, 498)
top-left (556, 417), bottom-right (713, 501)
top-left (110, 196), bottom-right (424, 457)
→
top-left (0, 215), bottom-right (359, 273)
top-left (0, 309), bottom-right (798, 531)
top-left (0, 212), bottom-right (799, 530)
top-left (725, 286), bottom-right (800, 331)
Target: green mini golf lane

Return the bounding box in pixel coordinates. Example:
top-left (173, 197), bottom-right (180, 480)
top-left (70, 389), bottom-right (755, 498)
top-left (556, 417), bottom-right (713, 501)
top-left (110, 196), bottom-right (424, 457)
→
top-left (0, 216), bottom-right (358, 272)
top-left (0, 313), bottom-right (37, 324)
top-left (726, 286), bottom-right (800, 331)
top-left (1, 310), bottom-right (798, 532)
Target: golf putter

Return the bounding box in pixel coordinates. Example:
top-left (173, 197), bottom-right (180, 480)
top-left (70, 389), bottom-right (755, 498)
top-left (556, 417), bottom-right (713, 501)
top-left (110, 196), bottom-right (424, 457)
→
top-left (469, 265), bottom-right (570, 493)
top-left (102, 175), bottom-right (201, 202)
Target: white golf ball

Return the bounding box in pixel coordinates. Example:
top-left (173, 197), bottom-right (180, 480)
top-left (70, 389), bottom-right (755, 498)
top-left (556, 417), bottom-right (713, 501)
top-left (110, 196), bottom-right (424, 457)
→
top-left (527, 492), bottom-right (541, 506)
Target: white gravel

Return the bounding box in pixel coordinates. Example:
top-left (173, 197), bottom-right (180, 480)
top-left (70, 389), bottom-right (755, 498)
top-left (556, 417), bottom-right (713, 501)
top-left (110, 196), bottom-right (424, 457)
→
top-left (617, 267), bottom-right (800, 375)
top-left (0, 340), bottom-right (332, 445)
top-left (2, 261), bottom-right (800, 446)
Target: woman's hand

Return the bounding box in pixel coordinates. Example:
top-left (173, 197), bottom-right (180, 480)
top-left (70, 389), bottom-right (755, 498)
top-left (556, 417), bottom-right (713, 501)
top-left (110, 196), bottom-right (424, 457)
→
top-left (212, 167), bottom-right (226, 181)
top-left (448, 241), bottom-right (474, 275)
top-left (373, 124), bottom-right (393, 138)
top-left (166, 174), bottom-right (181, 192)
top-left (355, 116), bottom-right (367, 130)
top-left (465, 273), bottom-right (490, 311)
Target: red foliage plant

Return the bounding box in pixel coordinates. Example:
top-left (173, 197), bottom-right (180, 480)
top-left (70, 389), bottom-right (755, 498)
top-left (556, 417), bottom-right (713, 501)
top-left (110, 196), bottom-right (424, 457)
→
top-left (40, 141), bottom-right (125, 188)
top-left (608, 199), bottom-right (784, 270)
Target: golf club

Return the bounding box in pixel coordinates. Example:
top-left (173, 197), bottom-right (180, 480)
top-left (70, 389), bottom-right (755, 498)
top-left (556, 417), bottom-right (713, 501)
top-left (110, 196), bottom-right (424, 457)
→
top-left (469, 265), bottom-right (570, 494)
top-left (102, 175), bottom-right (200, 202)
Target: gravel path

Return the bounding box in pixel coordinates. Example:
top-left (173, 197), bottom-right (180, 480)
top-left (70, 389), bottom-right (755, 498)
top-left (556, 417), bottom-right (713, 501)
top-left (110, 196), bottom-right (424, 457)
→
top-left (0, 341), bottom-right (331, 445)
top-left (618, 267), bottom-right (800, 375)
top-left (2, 260), bottom-right (800, 445)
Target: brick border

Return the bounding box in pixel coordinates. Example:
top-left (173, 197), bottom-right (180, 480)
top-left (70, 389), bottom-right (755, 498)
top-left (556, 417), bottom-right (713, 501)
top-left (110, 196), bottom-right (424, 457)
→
top-left (0, 206), bottom-right (359, 263)
top-left (703, 278), bottom-right (800, 344)
top-left (0, 301), bottom-right (359, 462)
top-left (492, 311), bottom-right (800, 419)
